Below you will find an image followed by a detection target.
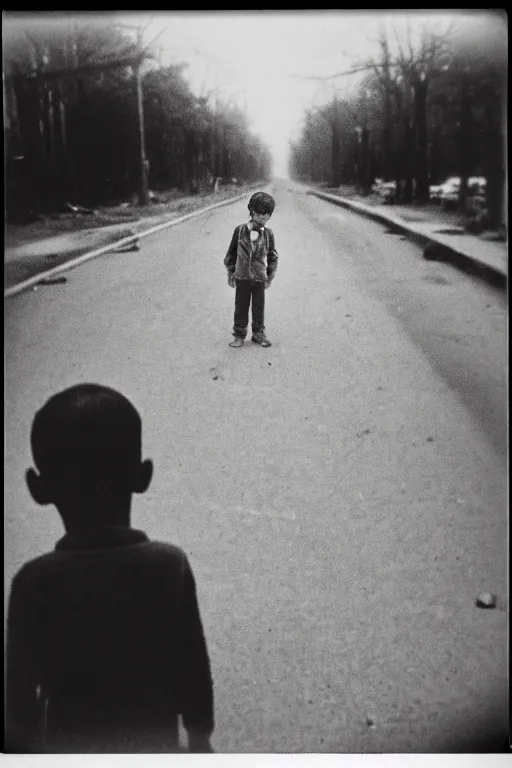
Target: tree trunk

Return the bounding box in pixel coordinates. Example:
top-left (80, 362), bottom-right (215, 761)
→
top-left (484, 92), bottom-right (505, 229)
top-left (430, 123), bottom-right (443, 184)
top-left (458, 75), bottom-right (471, 214)
top-left (330, 118), bottom-right (341, 187)
top-left (382, 125), bottom-right (392, 180)
top-left (414, 78), bottom-right (429, 203)
top-left (133, 64), bottom-right (149, 206)
top-left (403, 118), bottom-right (413, 204)
top-left (358, 127), bottom-right (372, 195)
top-left (393, 86), bottom-right (404, 202)
top-left (382, 82), bottom-right (393, 181)
top-left (13, 76), bottom-right (43, 212)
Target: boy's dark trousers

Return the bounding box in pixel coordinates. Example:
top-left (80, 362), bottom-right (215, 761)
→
top-left (233, 279), bottom-right (265, 338)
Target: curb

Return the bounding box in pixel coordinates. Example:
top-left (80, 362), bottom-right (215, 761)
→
top-left (308, 189), bottom-right (507, 290)
top-left (4, 186), bottom-right (267, 299)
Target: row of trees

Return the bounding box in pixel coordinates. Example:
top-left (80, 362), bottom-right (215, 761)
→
top-left (3, 17), bottom-right (273, 221)
top-left (289, 14), bottom-right (507, 227)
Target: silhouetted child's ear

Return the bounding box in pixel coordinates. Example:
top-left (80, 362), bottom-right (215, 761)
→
top-left (133, 459), bottom-right (153, 494)
top-left (26, 468), bottom-right (54, 505)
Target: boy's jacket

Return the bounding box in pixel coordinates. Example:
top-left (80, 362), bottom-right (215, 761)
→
top-left (224, 222), bottom-right (279, 282)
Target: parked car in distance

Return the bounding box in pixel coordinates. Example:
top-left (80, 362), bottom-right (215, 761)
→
top-left (468, 176), bottom-right (487, 194)
top-left (376, 180), bottom-right (397, 203)
top-left (429, 183), bottom-right (443, 202)
top-left (437, 176), bottom-right (487, 209)
top-left (438, 176), bottom-right (461, 208)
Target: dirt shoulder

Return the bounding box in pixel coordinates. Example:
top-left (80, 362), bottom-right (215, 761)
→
top-left (5, 184), bottom-right (253, 252)
top-left (4, 184), bottom-right (257, 291)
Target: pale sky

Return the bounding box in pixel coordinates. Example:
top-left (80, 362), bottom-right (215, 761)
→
top-left (127, 11), bottom-right (386, 177)
top-left (9, 10), bottom-right (504, 178)
top-left (124, 10), bottom-right (501, 177)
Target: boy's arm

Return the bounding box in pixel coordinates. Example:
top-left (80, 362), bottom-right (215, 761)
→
top-left (223, 226), bottom-right (240, 274)
top-left (266, 229), bottom-right (278, 282)
top-left (176, 556), bottom-right (214, 751)
top-left (6, 570), bottom-right (44, 752)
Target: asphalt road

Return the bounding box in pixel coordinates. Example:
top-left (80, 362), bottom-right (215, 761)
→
top-left (4, 179), bottom-right (508, 753)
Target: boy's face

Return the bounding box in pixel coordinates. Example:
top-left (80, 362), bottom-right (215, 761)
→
top-left (251, 209), bottom-right (271, 227)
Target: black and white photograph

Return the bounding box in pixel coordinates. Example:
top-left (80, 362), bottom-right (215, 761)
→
top-left (3, 9), bottom-right (508, 759)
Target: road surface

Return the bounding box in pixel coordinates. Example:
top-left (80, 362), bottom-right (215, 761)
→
top-left (4, 180), bottom-right (508, 753)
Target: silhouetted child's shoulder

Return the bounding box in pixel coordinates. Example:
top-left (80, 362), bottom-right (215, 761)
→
top-left (11, 535), bottom-right (191, 585)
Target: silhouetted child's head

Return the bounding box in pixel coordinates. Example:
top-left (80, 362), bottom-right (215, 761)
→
top-left (26, 384), bottom-right (153, 529)
top-left (248, 192), bottom-right (275, 229)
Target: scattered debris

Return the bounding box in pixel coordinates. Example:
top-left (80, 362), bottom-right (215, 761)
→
top-left (334, 296), bottom-right (341, 300)
top-left (434, 226), bottom-right (466, 236)
top-left (481, 229), bottom-right (506, 242)
top-left (345, 313), bottom-right (352, 317)
top-left (45, 253), bottom-right (59, 260)
top-left (37, 276), bottom-right (68, 286)
top-left (356, 428), bottom-right (371, 438)
top-left (476, 593), bottom-right (497, 609)
top-left (112, 230), bottom-right (141, 252)
top-left (423, 242), bottom-right (451, 262)
top-left (385, 227), bottom-right (404, 236)
top-left (366, 717), bottom-right (376, 728)
top-left (426, 436), bottom-right (434, 442)
top-left (268, 362), bottom-right (272, 366)
top-left (209, 366), bottom-right (223, 381)
top-left (63, 201), bottom-right (96, 215)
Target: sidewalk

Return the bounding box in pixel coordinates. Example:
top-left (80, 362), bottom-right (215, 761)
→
top-left (309, 186), bottom-right (507, 289)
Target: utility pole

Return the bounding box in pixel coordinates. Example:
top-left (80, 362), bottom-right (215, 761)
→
top-left (116, 21), bottom-right (150, 206)
top-left (133, 24), bottom-right (149, 206)
top-left (133, 58), bottom-right (149, 205)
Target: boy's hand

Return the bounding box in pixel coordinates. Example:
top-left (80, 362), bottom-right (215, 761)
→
top-left (228, 273), bottom-right (236, 288)
top-left (265, 279), bottom-right (272, 290)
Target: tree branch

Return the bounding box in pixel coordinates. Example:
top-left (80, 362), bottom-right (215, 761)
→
top-left (19, 53), bottom-right (149, 83)
top-left (289, 63), bottom-right (379, 81)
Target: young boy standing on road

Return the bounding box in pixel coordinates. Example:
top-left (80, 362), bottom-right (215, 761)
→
top-left (6, 384), bottom-right (214, 754)
top-left (224, 191), bottom-right (279, 347)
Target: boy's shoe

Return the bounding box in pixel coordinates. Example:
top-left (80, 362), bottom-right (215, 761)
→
top-left (229, 337), bottom-right (244, 347)
top-left (252, 333), bottom-right (272, 347)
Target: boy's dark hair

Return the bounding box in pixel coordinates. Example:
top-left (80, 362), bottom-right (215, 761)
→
top-left (31, 383), bottom-right (142, 494)
top-left (248, 191), bottom-right (275, 216)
